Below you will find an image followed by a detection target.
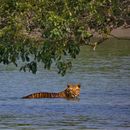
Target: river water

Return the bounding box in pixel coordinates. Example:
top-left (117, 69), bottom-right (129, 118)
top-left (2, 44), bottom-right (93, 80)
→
top-left (0, 39), bottom-right (130, 130)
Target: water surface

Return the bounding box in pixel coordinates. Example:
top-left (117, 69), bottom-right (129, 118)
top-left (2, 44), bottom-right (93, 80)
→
top-left (0, 39), bottom-right (130, 130)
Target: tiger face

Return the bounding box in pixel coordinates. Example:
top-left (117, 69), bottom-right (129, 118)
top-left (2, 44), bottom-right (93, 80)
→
top-left (65, 84), bottom-right (80, 98)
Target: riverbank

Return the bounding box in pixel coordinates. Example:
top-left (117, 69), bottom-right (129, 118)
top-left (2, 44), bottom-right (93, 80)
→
top-left (111, 27), bottom-right (130, 38)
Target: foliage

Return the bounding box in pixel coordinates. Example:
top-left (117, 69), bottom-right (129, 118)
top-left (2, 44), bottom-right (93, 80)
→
top-left (0, 0), bottom-right (129, 75)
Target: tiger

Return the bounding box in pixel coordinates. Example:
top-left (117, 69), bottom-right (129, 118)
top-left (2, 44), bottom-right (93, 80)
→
top-left (22, 84), bottom-right (80, 99)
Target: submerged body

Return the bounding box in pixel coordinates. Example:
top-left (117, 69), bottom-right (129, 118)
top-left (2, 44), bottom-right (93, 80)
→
top-left (22, 84), bottom-right (80, 99)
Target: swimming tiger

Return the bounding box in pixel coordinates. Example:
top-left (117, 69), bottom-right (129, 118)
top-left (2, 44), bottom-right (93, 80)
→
top-left (22, 84), bottom-right (80, 99)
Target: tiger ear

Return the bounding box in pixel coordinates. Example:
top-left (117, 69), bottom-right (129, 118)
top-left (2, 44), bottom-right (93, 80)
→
top-left (77, 84), bottom-right (81, 88)
top-left (67, 84), bottom-right (70, 88)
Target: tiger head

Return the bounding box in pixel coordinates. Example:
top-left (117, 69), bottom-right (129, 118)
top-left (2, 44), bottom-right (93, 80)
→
top-left (65, 84), bottom-right (80, 98)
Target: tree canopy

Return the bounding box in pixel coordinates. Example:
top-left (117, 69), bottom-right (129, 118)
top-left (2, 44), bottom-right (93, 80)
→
top-left (0, 0), bottom-right (129, 75)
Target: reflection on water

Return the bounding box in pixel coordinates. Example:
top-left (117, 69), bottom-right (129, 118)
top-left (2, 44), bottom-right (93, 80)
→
top-left (0, 39), bottom-right (130, 130)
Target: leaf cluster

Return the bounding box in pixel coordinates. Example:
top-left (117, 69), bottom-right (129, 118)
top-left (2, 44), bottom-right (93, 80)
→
top-left (0, 0), bottom-right (129, 75)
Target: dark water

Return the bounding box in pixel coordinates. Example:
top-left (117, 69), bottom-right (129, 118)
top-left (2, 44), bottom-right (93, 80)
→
top-left (0, 39), bottom-right (130, 130)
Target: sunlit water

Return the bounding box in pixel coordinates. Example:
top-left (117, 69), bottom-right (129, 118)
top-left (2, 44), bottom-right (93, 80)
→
top-left (0, 39), bottom-right (130, 130)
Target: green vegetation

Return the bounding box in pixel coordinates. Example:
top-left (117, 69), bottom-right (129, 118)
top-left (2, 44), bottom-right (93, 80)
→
top-left (0, 0), bottom-right (129, 75)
